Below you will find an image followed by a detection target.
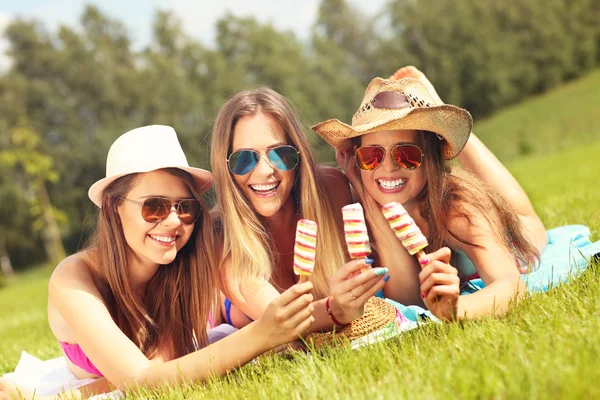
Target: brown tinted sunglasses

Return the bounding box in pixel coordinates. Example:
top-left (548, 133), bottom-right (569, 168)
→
top-left (121, 197), bottom-right (201, 224)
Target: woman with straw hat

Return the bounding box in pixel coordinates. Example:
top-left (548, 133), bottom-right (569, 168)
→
top-left (313, 67), bottom-right (546, 320)
top-left (1, 125), bottom-right (315, 399)
top-left (210, 88), bottom-right (390, 332)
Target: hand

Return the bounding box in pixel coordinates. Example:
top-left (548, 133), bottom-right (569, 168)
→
top-left (418, 247), bottom-right (460, 321)
top-left (257, 282), bottom-right (315, 347)
top-left (328, 259), bottom-right (389, 325)
top-left (335, 146), bottom-right (361, 188)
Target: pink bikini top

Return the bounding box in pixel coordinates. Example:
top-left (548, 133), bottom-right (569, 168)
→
top-left (59, 341), bottom-right (103, 377)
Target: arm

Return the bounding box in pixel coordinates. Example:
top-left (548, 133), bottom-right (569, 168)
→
top-left (457, 134), bottom-right (547, 252)
top-left (443, 213), bottom-right (527, 319)
top-left (48, 258), bottom-right (314, 396)
top-left (221, 256), bottom-right (388, 333)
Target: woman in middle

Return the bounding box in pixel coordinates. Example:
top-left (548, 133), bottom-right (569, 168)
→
top-left (211, 88), bottom-right (389, 331)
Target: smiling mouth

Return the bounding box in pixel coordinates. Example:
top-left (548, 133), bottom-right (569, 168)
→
top-left (149, 234), bottom-right (177, 244)
top-left (377, 178), bottom-right (406, 190)
top-left (249, 182), bottom-right (280, 194)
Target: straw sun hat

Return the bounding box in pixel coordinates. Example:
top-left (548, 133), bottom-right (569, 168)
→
top-left (312, 77), bottom-right (473, 160)
top-left (307, 297), bottom-right (399, 349)
top-left (88, 125), bottom-right (214, 207)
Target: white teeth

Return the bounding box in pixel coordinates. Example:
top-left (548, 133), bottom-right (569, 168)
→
top-left (250, 183), bottom-right (278, 192)
top-left (377, 178), bottom-right (405, 190)
top-left (150, 235), bottom-right (176, 243)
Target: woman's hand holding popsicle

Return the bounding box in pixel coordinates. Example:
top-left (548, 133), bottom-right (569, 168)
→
top-left (418, 247), bottom-right (460, 321)
top-left (256, 282), bottom-right (316, 346)
top-left (326, 259), bottom-right (389, 326)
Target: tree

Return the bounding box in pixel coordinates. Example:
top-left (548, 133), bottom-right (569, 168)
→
top-left (0, 119), bottom-right (66, 265)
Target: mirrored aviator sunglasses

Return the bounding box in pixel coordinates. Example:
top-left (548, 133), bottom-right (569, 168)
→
top-left (355, 144), bottom-right (424, 171)
top-left (121, 197), bottom-right (201, 224)
top-left (227, 145), bottom-right (300, 176)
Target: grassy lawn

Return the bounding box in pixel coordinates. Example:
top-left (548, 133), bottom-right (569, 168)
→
top-left (1, 72), bottom-right (600, 399)
top-left (475, 69), bottom-right (600, 163)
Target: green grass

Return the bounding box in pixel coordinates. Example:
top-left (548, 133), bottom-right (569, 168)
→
top-left (2, 72), bottom-right (600, 399)
top-left (0, 266), bottom-right (59, 373)
top-left (475, 69), bottom-right (600, 163)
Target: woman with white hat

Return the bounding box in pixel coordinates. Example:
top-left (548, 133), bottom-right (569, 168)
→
top-left (210, 88), bottom-right (390, 332)
top-left (1, 125), bottom-right (315, 399)
top-left (313, 68), bottom-right (545, 321)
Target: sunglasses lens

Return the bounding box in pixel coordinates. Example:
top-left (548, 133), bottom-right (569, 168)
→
top-left (372, 92), bottom-right (411, 109)
top-left (355, 147), bottom-right (385, 171)
top-left (228, 150), bottom-right (259, 175)
top-left (392, 145), bottom-right (423, 170)
top-left (141, 197), bottom-right (171, 223)
top-left (268, 146), bottom-right (299, 171)
top-left (177, 199), bottom-right (201, 224)
top-left (141, 197), bottom-right (201, 224)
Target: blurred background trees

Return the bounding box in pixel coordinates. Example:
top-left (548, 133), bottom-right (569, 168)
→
top-left (1, 0), bottom-right (599, 270)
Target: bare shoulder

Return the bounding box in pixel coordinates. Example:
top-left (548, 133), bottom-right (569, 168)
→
top-left (49, 252), bottom-right (98, 296)
top-left (444, 204), bottom-right (499, 250)
top-left (317, 165), bottom-right (352, 206)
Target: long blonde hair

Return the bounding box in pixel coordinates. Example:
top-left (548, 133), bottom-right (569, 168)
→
top-left (211, 88), bottom-right (345, 300)
top-left (87, 168), bottom-right (217, 358)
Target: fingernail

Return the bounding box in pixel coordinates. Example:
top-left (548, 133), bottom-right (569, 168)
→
top-left (374, 267), bottom-right (388, 276)
top-left (420, 293), bottom-right (425, 299)
top-left (383, 275), bottom-right (391, 282)
top-left (364, 258), bottom-right (374, 265)
top-left (419, 258), bottom-right (430, 265)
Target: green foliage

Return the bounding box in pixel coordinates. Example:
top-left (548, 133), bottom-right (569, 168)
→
top-left (385, 0), bottom-right (600, 118)
top-left (0, 0), bottom-right (599, 268)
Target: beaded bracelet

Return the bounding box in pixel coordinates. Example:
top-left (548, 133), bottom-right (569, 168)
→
top-left (325, 296), bottom-right (348, 327)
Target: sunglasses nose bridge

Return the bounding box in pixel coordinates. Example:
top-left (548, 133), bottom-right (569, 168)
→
top-left (162, 202), bottom-right (184, 225)
top-left (379, 148), bottom-right (400, 172)
top-left (254, 152), bottom-right (276, 173)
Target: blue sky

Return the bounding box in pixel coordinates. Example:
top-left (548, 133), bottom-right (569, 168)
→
top-left (0, 0), bottom-right (386, 71)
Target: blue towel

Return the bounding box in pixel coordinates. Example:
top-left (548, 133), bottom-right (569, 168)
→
top-left (461, 224), bottom-right (600, 294)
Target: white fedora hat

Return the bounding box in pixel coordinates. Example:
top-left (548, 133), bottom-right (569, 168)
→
top-left (88, 125), bottom-right (214, 207)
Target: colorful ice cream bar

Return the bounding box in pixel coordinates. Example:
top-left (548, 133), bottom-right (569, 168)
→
top-left (293, 219), bottom-right (318, 276)
top-left (342, 203), bottom-right (371, 259)
top-left (381, 202), bottom-right (428, 255)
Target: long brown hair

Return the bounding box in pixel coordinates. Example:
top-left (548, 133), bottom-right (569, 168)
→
top-left (86, 168), bottom-right (217, 359)
top-left (211, 88), bottom-right (345, 300)
top-left (356, 132), bottom-right (539, 269)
